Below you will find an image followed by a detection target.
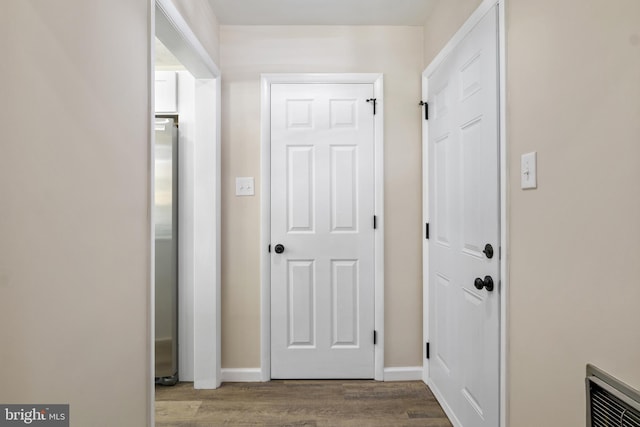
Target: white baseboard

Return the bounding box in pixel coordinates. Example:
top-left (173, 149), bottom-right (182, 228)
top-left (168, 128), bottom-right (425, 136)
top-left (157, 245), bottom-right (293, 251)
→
top-left (194, 379), bottom-right (220, 389)
top-left (221, 368), bottom-right (262, 383)
top-left (383, 366), bottom-right (423, 381)
top-left (220, 367), bottom-right (421, 382)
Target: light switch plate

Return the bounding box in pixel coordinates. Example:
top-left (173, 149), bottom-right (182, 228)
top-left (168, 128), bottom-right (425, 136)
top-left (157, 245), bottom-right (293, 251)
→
top-left (235, 177), bottom-right (255, 196)
top-left (521, 152), bottom-right (537, 189)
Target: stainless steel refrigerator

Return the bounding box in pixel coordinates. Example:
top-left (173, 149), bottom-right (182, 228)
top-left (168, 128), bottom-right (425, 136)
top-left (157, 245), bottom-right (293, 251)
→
top-left (154, 116), bottom-right (178, 385)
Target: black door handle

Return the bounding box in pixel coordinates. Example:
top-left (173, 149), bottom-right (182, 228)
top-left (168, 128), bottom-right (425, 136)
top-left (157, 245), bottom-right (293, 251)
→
top-left (483, 275), bottom-right (494, 292)
top-left (274, 244), bottom-right (285, 254)
top-left (473, 276), bottom-right (494, 292)
top-left (483, 243), bottom-right (494, 259)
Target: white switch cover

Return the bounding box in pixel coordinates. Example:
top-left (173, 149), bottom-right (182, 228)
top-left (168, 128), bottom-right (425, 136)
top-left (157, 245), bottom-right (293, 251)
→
top-left (521, 152), bottom-right (537, 189)
top-left (235, 177), bottom-right (255, 196)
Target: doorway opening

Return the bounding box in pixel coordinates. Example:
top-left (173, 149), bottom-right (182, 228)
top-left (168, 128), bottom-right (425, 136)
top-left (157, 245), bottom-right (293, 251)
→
top-left (151, 0), bottom-right (222, 420)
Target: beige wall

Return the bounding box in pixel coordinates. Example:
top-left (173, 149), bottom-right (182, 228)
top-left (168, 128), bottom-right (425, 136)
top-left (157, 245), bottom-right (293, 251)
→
top-left (171, 0), bottom-right (220, 64)
top-left (220, 26), bottom-right (425, 368)
top-left (508, 0), bottom-right (640, 425)
top-left (423, 0), bottom-right (484, 65)
top-left (0, 1), bottom-right (151, 426)
top-left (425, 0), bottom-right (640, 425)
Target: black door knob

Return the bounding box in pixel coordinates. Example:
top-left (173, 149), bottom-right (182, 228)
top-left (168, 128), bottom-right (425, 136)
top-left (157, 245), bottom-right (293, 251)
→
top-left (483, 275), bottom-right (494, 292)
top-left (274, 244), bottom-right (285, 254)
top-left (483, 243), bottom-right (494, 259)
top-left (474, 276), bottom-right (495, 292)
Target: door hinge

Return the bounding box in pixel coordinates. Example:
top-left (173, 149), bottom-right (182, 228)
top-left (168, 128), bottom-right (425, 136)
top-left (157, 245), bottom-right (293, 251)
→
top-left (426, 342), bottom-right (430, 359)
top-left (373, 215), bottom-right (377, 230)
top-left (499, 246), bottom-right (502, 259)
top-left (425, 222), bottom-right (429, 239)
top-left (366, 98), bottom-right (377, 115)
top-left (419, 101), bottom-right (429, 120)
top-left (373, 330), bottom-right (377, 345)
top-left (268, 244), bottom-right (271, 253)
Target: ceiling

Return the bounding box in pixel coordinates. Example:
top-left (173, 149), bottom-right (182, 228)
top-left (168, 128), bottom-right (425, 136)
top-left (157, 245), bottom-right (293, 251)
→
top-left (207, 0), bottom-right (438, 26)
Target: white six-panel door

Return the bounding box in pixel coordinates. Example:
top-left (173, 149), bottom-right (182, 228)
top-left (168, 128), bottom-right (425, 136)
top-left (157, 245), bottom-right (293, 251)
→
top-left (428, 7), bottom-right (500, 427)
top-left (270, 83), bottom-right (375, 379)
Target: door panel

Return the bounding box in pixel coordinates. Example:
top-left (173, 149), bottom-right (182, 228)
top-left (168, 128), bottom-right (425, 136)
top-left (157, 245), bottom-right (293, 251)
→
top-left (461, 118), bottom-right (488, 255)
top-left (428, 6), bottom-right (500, 427)
top-left (287, 146), bottom-right (315, 232)
top-left (434, 134), bottom-right (451, 246)
top-left (288, 260), bottom-right (315, 347)
top-left (331, 259), bottom-right (359, 347)
top-left (271, 83), bottom-right (375, 379)
top-left (330, 146), bottom-right (358, 232)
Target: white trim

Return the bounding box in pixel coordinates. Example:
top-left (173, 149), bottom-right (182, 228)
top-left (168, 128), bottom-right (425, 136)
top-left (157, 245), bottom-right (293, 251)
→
top-left (421, 74), bottom-right (430, 385)
top-left (372, 76), bottom-right (385, 382)
top-left (176, 70), bottom-right (196, 381)
top-left (422, 0), bottom-right (508, 426)
top-left (383, 367), bottom-right (423, 382)
top-left (221, 368), bottom-right (263, 383)
top-left (193, 78), bottom-right (221, 389)
top-left (498, 1), bottom-right (509, 426)
top-left (260, 73), bottom-right (383, 85)
top-left (260, 73), bottom-right (385, 382)
top-left (216, 77), bottom-right (223, 383)
top-left (260, 77), bottom-right (271, 381)
top-left (148, 1), bottom-right (156, 425)
top-left (155, 0), bottom-right (220, 79)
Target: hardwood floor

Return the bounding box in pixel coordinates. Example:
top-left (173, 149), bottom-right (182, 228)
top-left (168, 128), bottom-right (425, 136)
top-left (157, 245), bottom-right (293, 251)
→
top-left (155, 380), bottom-right (453, 426)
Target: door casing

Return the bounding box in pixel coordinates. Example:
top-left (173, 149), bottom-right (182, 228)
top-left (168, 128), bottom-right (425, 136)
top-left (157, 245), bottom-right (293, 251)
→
top-left (260, 73), bottom-right (385, 381)
top-left (421, 0), bottom-right (508, 425)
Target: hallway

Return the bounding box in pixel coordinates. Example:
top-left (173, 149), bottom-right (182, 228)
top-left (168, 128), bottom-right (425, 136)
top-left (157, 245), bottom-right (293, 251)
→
top-left (155, 381), bottom-right (452, 426)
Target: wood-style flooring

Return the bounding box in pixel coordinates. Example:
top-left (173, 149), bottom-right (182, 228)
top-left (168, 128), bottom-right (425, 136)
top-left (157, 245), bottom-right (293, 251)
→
top-left (155, 380), bottom-right (453, 426)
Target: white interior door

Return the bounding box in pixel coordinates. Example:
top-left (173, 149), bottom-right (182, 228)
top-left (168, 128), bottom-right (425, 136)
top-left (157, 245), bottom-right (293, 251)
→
top-left (270, 83), bottom-right (375, 379)
top-left (427, 7), bottom-right (500, 427)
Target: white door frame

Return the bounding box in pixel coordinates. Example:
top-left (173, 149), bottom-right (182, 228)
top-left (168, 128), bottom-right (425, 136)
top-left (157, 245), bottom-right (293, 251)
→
top-left (260, 73), bottom-right (385, 381)
top-left (421, 0), bottom-right (508, 425)
top-left (151, 0), bottom-right (222, 417)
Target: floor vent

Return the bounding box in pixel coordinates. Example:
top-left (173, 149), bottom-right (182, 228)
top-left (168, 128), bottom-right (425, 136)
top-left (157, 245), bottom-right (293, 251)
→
top-left (587, 364), bottom-right (640, 427)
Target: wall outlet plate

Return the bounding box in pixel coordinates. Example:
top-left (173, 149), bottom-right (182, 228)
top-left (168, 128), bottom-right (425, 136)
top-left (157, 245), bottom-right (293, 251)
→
top-left (236, 177), bottom-right (255, 196)
top-left (521, 152), bottom-right (537, 189)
